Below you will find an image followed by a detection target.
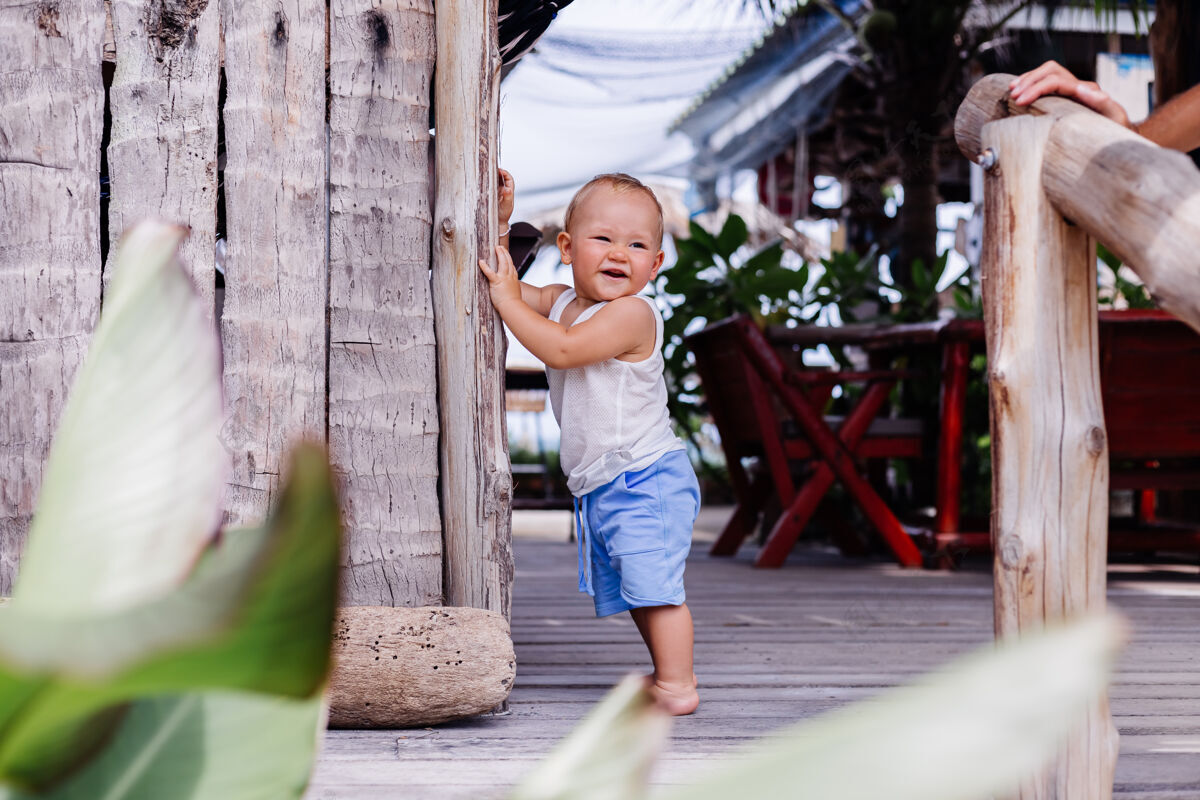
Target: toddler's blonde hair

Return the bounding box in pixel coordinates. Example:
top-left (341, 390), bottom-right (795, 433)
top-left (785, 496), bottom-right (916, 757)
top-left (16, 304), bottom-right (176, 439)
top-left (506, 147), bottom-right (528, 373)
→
top-left (564, 173), bottom-right (664, 248)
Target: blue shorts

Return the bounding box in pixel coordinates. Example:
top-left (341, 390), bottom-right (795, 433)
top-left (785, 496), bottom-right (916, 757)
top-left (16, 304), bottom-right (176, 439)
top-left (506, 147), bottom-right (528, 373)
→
top-left (575, 450), bottom-right (700, 617)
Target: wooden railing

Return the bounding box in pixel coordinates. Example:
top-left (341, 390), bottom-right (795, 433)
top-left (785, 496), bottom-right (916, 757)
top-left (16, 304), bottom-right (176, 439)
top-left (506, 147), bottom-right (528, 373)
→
top-left (955, 74), bottom-right (1200, 799)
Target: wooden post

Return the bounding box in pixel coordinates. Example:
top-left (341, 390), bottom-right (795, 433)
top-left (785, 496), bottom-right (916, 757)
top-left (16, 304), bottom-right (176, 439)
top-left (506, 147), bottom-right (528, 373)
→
top-left (0, 2), bottom-right (105, 592)
top-left (431, 0), bottom-right (512, 617)
top-left (219, 0), bottom-right (329, 525)
top-left (106, 0), bottom-right (219, 311)
top-left (981, 115), bottom-right (1118, 798)
top-left (328, 0), bottom-right (443, 607)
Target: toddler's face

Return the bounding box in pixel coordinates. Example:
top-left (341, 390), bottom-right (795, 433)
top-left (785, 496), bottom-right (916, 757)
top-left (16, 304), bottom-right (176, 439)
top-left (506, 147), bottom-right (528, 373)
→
top-left (557, 186), bottom-right (665, 303)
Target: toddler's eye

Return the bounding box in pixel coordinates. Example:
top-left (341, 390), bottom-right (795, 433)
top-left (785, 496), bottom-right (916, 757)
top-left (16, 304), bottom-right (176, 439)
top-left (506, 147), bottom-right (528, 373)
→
top-left (594, 236), bottom-right (610, 243)
top-left (631, 242), bottom-right (647, 249)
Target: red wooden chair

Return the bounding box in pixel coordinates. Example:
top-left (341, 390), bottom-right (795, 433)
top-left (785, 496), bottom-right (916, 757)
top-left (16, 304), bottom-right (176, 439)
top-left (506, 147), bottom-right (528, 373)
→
top-left (686, 316), bottom-right (925, 567)
top-left (1100, 311), bottom-right (1200, 549)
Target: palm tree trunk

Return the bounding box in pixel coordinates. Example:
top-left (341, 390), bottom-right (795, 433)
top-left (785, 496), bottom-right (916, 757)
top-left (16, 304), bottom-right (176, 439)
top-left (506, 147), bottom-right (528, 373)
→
top-left (896, 130), bottom-right (939, 288)
top-left (1150, 0), bottom-right (1199, 109)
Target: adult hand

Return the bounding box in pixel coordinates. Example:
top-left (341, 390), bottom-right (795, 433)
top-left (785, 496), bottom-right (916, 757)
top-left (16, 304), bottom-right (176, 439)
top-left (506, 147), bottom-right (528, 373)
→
top-left (478, 244), bottom-right (522, 310)
top-left (1010, 61), bottom-right (1132, 129)
top-left (498, 168), bottom-right (515, 228)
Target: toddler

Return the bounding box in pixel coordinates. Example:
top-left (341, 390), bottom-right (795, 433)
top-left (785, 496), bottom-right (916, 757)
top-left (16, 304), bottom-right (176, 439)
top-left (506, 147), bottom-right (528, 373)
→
top-left (479, 170), bottom-right (700, 715)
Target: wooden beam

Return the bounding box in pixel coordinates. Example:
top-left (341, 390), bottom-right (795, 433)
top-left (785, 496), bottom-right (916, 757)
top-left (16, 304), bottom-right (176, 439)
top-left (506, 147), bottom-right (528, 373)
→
top-left (953, 74), bottom-right (1086, 164)
top-left (0, 1), bottom-right (105, 592)
top-left (981, 115), bottom-right (1118, 798)
top-left (956, 73), bottom-right (1200, 333)
top-left (219, 0), bottom-right (328, 525)
top-left (328, 0), bottom-right (443, 607)
top-left (432, 0), bottom-right (513, 617)
top-left (106, 0), bottom-right (219, 312)
top-left (1041, 115), bottom-right (1200, 334)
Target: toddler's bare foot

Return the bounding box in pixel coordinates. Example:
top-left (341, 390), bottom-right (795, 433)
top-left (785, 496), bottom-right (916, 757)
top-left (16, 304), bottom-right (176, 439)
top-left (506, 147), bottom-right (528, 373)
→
top-left (642, 672), bottom-right (698, 688)
top-left (649, 677), bottom-right (699, 716)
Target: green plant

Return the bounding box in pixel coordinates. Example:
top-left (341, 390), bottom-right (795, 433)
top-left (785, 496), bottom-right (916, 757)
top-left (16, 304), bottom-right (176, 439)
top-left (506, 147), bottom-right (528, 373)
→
top-left (1097, 244), bottom-right (1157, 309)
top-left (811, 247), bottom-right (885, 325)
top-left (653, 214), bottom-right (801, 472)
top-left (0, 221), bottom-right (340, 799)
top-left (657, 214), bottom-right (986, 516)
top-left (510, 614), bottom-right (1123, 800)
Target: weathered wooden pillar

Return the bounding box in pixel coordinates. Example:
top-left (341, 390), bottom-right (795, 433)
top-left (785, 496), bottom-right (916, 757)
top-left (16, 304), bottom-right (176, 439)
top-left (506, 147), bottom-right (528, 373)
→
top-left (431, 0), bottom-right (513, 617)
top-left (0, 2), bottom-right (105, 593)
top-left (219, 0), bottom-right (329, 524)
top-left (106, 0), bottom-right (219, 310)
top-left (328, 0), bottom-right (443, 608)
top-left (311, 1), bottom-right (519, 727)
top-left (980, 115), bottom-right (1118, 798)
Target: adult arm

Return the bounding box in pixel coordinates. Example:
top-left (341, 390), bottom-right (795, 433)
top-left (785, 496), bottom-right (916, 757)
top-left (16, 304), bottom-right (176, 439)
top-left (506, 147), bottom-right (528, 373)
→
top-left (1136, 85), bottom-right (1200, 153)
top-left (1010, 61), bottom-right (1200, 153)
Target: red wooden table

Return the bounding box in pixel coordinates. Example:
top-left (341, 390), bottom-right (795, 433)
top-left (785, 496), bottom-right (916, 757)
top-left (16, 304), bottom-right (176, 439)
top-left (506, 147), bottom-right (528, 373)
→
top-left (766, 309), bottom-right (1200, 558)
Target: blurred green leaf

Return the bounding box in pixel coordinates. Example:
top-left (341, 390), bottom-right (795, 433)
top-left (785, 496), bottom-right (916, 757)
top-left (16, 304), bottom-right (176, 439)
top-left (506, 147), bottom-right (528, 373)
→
top-left (912, 258), bottom-right (930, 293)
top-left (1097, 243), bottom-right (1157, 310)
top-left (14, 223), bottom-right (226, 617)
top-left (509, 675), bottom-right (670, 800)
top-left (715, 214), bottom-right (749, 260)
top-left (0, 221), bottom-right (339, 795)
top-left (1097, 243), bottom-right (1122, 272)
top-left (687, 220), bottom-right (720, 256)
top-left (0, 446), bottom-right (340, 790)
top-left (509, 616), bottom-right (1122, 800)
top-left (662, 614), bottom-right (1121, 800)
top-left (0, 692), bottom-right (325, 800)
top-left (742, 242), bottom-right (786, 275)
top-left (748, 267), bottom-right (807, 300)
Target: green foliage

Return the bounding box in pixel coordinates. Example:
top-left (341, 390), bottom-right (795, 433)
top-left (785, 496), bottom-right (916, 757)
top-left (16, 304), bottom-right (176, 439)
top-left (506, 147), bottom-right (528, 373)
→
top-left (0, 221), bottom-right (339, 799)
top-left (656, 215), bottom-right (983, 496)
top-left (1097, 244), bottom-right (1157, 309)
top-left (811, 248), bottom-right (882, 322)
top-left (510, 614), bottom-right (1123, 800)
top-left (660, 215), bottom-right (798, 328)
top-left (509, 675), bottom-right (670, 800)
top-left (653, 214), bottom-right (802, 472)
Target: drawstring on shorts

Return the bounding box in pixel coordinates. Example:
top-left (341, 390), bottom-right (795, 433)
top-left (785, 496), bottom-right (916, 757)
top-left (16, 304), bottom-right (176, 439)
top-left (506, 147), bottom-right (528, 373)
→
top-left (574, 494), bottom-right (594, 596)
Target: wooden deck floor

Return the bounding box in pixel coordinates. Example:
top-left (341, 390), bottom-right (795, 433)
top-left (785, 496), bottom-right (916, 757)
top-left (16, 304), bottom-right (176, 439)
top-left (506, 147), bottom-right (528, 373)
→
top-left (308, 508), bottom-right (1200, 799)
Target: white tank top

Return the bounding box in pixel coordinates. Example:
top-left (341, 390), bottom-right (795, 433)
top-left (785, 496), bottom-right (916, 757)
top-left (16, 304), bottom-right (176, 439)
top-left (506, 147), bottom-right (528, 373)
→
top-left (547, 289), bottom-right (684, 496)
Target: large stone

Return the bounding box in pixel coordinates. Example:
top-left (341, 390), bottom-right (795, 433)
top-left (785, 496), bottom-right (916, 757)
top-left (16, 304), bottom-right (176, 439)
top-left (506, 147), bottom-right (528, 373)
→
top-left (327, 605), bottom-right (515, 728)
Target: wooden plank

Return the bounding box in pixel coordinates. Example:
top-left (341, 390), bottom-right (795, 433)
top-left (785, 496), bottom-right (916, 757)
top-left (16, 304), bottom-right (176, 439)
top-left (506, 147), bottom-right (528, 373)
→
top-left (0, 1), bottom-right (105, 592)
top-left (219, 0), bottom-right (328, 525)
top-left (311, 530), bottom-right (1200, 799)
top-left (327, 0), bottom-right (441, 607)
top-left (431, 0), bottom-right (513, 616)
top-left (106, 0), bottom-right (218, 310)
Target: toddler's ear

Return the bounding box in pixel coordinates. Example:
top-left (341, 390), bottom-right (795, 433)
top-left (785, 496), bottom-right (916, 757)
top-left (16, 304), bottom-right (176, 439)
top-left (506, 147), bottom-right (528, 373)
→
top-left (650, 248), bottom-right (665, 280)
top-left (556, 230), bottom-right (573, 264)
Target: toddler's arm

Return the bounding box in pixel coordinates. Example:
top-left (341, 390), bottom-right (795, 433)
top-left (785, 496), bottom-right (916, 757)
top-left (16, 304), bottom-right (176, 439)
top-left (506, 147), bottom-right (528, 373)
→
top-left (479, 245), bottom-right (655, 369)
top-left (493, 168), bottom-right (565, 316)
